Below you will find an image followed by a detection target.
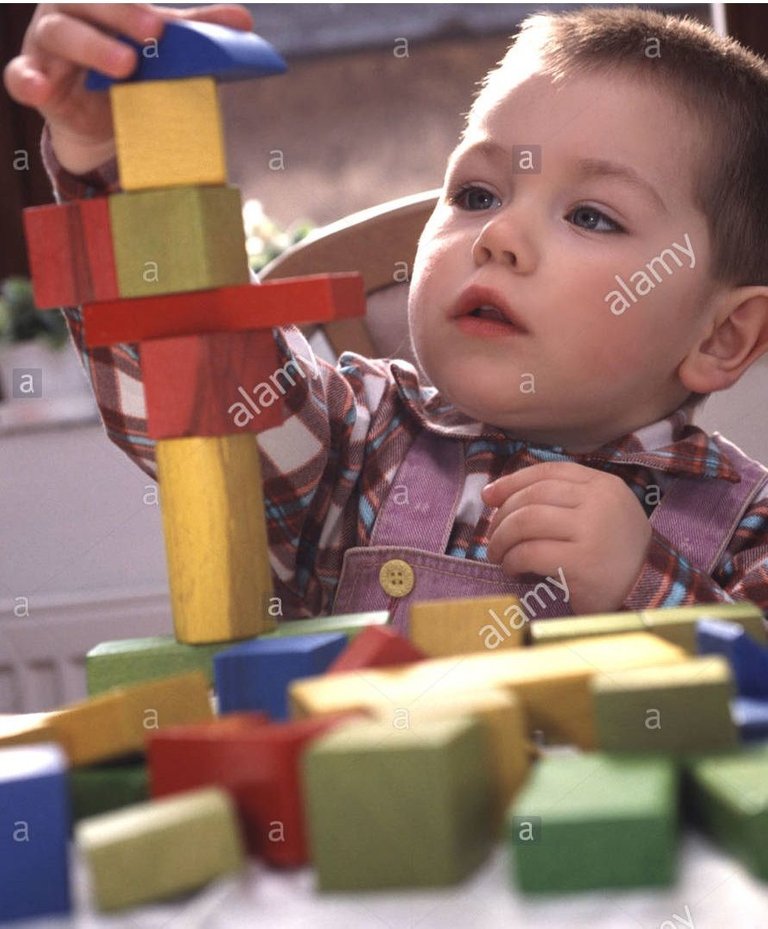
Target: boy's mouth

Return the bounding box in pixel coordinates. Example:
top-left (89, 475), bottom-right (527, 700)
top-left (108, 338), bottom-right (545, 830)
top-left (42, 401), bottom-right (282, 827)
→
top-left (452, 285), bottom-right (529, 335)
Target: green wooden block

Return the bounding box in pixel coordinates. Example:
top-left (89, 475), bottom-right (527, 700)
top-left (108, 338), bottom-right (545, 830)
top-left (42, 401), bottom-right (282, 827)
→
top-left (530, 612), bottom-right (644, 645)
top-left (76, 786), bottom-right (244, 912)
top-left (640, 602), bottom-right (766, 652)
top-left (109, 186), bottom-right (249, 298)
top-left (508, 752), bottom-right (678, 893)
top-left (262, 610), bottom-right (391, 641)
top-left (685, 745), bottom-right (768, 880)
top-left (593, 656), bottom-right (738, 753)
top-left (303, 716), bottom-right (494, 890)
top-left (70, 760), bottom-right (148, 822)
top-left (86, 636), bottom-right (231, 694)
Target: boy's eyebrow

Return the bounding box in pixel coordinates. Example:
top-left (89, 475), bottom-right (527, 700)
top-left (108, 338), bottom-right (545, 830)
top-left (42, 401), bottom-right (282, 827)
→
top-left (455, 140), bottom-right (668, 214)
top-left (574, 158), bottom-right (668, 214)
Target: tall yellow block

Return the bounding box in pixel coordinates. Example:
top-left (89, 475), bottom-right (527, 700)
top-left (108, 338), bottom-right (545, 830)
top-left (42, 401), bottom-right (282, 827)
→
top-left (157, 434), bottom-right (276, 644)
top-left (290, 632), bottom-right (688, 749)
top-left (111, 77), bottom-right (227, 191)
top-left (409, 595), bottom-right (526, 657)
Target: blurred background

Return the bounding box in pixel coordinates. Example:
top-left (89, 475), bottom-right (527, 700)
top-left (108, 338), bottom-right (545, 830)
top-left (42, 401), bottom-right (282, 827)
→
top-left (1, 3), bottom-right (766, 711)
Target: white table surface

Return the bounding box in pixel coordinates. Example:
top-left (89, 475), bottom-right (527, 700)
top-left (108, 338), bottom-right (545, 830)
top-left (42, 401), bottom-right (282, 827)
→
top-left (15, 831), bottom-right (768, 929)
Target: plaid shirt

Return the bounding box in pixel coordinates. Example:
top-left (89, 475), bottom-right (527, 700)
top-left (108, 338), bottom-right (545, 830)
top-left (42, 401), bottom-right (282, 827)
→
top-left (42, 129), bottom-right (768, 619)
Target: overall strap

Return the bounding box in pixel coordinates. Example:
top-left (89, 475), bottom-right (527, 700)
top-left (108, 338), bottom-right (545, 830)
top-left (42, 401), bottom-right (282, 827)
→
top-left (370, 428), bottom-right (464, 553)
top-left (649, 434), bottom-right (768, 575)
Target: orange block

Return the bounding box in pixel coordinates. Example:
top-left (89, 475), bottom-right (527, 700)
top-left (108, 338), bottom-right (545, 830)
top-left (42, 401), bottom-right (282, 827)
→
top-left (141, 330), bottom-right (284, 438)
top-left (82, 273), bottom-right (365, 347)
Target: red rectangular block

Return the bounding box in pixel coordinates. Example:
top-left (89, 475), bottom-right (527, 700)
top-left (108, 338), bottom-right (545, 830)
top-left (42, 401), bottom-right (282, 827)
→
top-left (328, 625), bottom-right (427, 673)
top-left (141, 329), bottom-right (285, 438)
top-left (23, 199), bottom-right (118, 309)
top-left (148, 712), bottom-right (364, 866)
top-left (81, 273), bottom-right (365, 347)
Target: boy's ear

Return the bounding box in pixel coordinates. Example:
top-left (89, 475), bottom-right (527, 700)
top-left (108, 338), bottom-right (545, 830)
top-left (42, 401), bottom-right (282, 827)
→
top-left (679, 285), bottom-right (768, 394)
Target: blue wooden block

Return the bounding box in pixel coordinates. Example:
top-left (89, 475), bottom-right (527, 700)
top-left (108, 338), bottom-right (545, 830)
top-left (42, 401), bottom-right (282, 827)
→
top-left (696, 619), bottom-right (768, 698)
top-left (85, 20), bottom-right (286, 89)
top-left (214, 633), bottom-right (348, 721)
top-left (732, 697), bottom-right (768, 742)
top-left (0, 744), bottom-right (72, 923)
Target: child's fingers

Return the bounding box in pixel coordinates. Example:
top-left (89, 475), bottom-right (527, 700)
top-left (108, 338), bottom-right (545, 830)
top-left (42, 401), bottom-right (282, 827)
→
top-left (3, 56), bottom-right (51, 108)
top-left (33, 12), bottom-right (139, 81)
top-left (26, 5), bottom-right (165, 53)
top-left (170, 4), bottom-right (254, 32)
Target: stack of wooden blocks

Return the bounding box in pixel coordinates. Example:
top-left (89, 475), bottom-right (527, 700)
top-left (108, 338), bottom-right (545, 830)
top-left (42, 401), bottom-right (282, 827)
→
top-left (7, 18), bottom-right (768, 924)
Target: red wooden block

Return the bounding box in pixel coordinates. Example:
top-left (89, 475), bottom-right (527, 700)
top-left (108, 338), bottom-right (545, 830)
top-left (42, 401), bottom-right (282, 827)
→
top-left (141, 329), bottom-right (285, 438)
top-left (148, 711), bottom-right (364, 866)
top-left (82, 273), bottom-right (365, 347)
top-left (23, 199), bottom-right (118, 310)
top-left (327, 625), bottom-right (428, 673)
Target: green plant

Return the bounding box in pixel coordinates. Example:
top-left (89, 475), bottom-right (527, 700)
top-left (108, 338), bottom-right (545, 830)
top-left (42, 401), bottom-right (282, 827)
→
top-left (243, 199), bottom-right (315, 274)
top-left (0, 276), bottom-right (69, 349)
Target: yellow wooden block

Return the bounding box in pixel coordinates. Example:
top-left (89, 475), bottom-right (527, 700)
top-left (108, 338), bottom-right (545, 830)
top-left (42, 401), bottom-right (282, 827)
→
top-left (47, 672), bottom-right (213, 766)
top-left (409, 595), bottom-right (526, 657)
top-left (111, 77), bottom-right (227, 191)
top-left (371, 689), bottom-right (530, 830)
top-left (0, 713), bottom-right (57, 749)
top-left (157, 435), bottom-right (276, 644)
top-left (290, 632), bottom-right (687, 749)
top-left (530, 612), bottom-right (644, 646)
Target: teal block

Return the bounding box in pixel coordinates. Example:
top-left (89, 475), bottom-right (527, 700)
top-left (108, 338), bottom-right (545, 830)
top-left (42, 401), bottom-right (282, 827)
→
top-left (303, 717), bottom-right (494, 890)
top-left (508, 753), bottom-right (678, 893)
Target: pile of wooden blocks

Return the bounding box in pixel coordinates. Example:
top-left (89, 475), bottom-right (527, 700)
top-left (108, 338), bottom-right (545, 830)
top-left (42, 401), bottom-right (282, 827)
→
top-left (3, 596), bottom-right (768, 919)
top-left (9, 17), bottom-right (768, 924)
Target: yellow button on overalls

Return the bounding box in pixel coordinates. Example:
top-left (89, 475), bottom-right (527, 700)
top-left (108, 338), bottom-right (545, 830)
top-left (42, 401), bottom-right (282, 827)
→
top-left (378, 559), bottom-right (415, 597)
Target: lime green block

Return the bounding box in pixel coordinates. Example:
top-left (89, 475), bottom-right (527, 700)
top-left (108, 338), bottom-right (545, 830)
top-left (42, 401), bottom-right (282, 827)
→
top-left (86, 637), bottom-right (231, 694)
top-left (641, 602), bottom-right (766, 652)
top-left (508, 753), bottom-right (678, 893)
top-left (593, 656), bottom-right (738, 753)
top-left (685, 745), bottom-right (768, 880)
top-left (262, 610), bottom-right (391, 641)
top-left (109, 186), bottom-right (249, 298)
top-left (76, 787), bottom-right (245, 912)
top-left (530, 612), bottom-right (643, 645)
top-left (303, 717), bottom-right (494, 890)
top-left (70, 761), bottom-right (148, 823)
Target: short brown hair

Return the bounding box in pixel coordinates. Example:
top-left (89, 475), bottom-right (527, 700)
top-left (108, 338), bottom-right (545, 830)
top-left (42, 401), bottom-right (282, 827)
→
top-left (466, 6), bottom-right (768, 289)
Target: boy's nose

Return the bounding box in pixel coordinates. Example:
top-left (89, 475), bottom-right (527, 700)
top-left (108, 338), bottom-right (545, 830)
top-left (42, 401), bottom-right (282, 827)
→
top-left (471, 214), bottom-right (532, 270)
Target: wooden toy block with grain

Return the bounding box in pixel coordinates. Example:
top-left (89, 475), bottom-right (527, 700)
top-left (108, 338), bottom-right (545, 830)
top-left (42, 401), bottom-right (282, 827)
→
top-left (592, 656), bottom-right (738, 753)
top-left (215, 633), bottom-right (348, 720)
top-left (148, 711), bottom-right (359, 866)
top-left (408, 594), bottom-right (527, 656)
top-left (0, 744), bottom-right (72, 923)
top-left (76, 787), bottom-right (245, 912)
top-left (303, 716), bottom-right (495, 890)
top-left (5, 672), bottom-right (212, 766)
top-left (290, 632), bottom-right (688, 748)
top-left (508, 752), bottom-right (678, 893)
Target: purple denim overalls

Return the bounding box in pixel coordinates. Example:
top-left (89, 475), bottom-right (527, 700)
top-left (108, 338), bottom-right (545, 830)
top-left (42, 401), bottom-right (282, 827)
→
top-left (331, 428), bottom-right (768, 632)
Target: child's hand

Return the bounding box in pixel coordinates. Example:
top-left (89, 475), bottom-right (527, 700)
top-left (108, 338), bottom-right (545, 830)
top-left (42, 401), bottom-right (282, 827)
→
top-left (3, 3), bottom-right (253, 175)
top-left (481, 462), bottom-right (652, 614)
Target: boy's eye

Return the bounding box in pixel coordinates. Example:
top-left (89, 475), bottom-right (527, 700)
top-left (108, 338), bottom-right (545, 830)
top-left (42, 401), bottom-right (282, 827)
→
top-left (568, 205), bottom-right (624, 233)
top-left (447, 184), bottom-right (499, 211)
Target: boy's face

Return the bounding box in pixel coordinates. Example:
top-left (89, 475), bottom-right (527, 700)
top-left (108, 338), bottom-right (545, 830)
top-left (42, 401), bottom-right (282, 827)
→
top-left (408, 67), bottom-right (718, 451)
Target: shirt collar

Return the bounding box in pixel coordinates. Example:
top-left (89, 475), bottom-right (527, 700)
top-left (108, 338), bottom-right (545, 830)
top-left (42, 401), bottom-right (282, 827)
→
top-left (391, 361), bottom-right (739, 482)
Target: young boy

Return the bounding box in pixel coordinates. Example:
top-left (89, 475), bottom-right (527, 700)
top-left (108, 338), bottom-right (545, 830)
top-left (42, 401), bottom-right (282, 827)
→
top-left (7, 4), bottom-right (768, 630)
